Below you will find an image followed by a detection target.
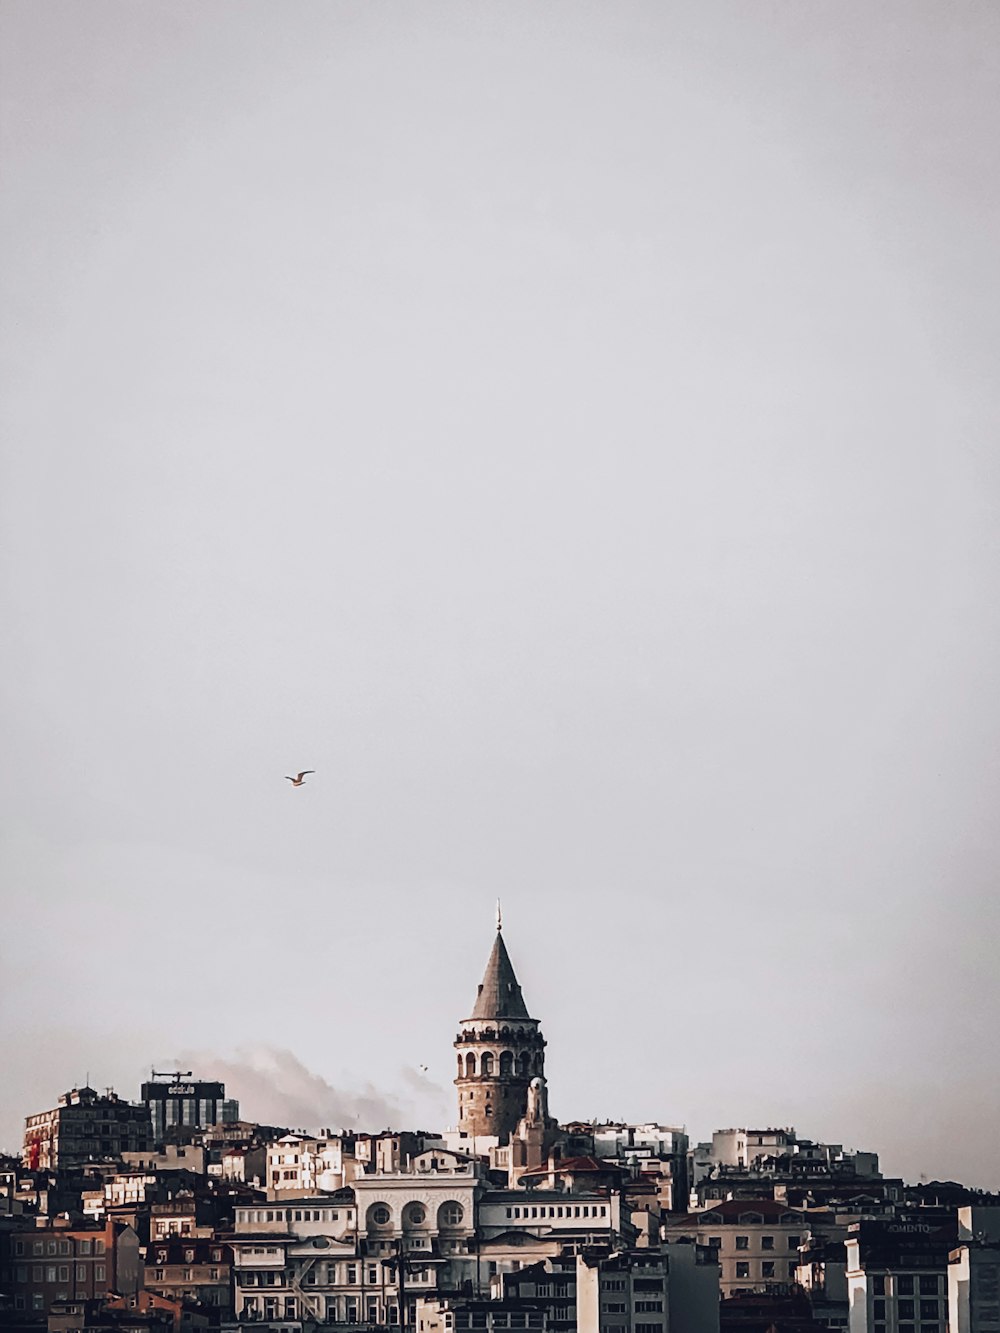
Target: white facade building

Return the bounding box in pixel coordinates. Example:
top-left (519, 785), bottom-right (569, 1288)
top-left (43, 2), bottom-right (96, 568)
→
top-left (267, 1134), bottom-right (357, 1198)
top-left (949, 1208), bottom-right (1000, 1333)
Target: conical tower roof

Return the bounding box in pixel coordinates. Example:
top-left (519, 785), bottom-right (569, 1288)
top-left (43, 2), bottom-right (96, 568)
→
top-left (468, 928), bottom-right (531, 1021)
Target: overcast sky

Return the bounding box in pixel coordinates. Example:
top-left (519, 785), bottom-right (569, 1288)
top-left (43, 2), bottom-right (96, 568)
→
top-left (1, 1), bottom-right (998, 1189)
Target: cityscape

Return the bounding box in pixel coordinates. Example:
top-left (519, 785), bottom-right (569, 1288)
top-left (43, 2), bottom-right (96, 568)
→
top-left (1, 923), bottom-right (998, 1333)
top-left (2, 6), bottom-right (997, 1333)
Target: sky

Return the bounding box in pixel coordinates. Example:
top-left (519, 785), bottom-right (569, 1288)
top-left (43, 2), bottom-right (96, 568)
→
top-left (1, 1), bottom-right (998, 1190)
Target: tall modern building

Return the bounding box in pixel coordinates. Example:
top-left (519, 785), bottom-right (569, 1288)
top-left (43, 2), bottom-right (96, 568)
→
top-left (454, 916), bottom-right (546, 1142)
top-left (140, 1074), bottom-right (239, 1144)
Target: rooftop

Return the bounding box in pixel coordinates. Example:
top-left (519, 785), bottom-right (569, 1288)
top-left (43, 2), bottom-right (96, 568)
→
top-left (467, 928), bottom-right (531, 1022)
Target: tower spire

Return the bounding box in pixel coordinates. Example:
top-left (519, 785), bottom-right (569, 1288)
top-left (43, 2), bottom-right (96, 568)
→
top-left (454, 917), bottom-right (546, 1143)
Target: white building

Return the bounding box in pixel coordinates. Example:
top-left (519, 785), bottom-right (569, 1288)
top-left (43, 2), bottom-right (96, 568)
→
top-left (232, 1165), bottom-right (483, 1328)
top-left (478, 1191), bottom-right (622, 1245)
top-left (352, 1156), bottom-right (480, 1269)
top-left (700, 1128), bottom-right (879, 1178)
top-left (949, 1207), bottom-right (1000, 1333)
top-left (266, 1134), bottom-right (357, 1198)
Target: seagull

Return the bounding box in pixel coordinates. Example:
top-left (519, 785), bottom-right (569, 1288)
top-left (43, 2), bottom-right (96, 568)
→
top-left (418, 1064), bottom-right (428, 1074)
top-left (285, 771), bottom-right (315, 787)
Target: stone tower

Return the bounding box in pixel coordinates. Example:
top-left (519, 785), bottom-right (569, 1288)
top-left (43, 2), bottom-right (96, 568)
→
top-left (454, 914), bottom-right (546, 1142)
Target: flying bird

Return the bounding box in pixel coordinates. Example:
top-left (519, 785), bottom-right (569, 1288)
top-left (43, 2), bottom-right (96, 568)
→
top-left (418, 1064), bottom-right (428, 1074)
top-left (285, 771), bottom-right (315, 787)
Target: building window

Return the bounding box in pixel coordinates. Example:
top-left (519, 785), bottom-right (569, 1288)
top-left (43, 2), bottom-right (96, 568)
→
top-left (48, 1266), bottom-right (58, 1282)
top-left (873, 1277), bottom-right (886, 1295)
top-left (371, 1205), bottom-right (391, 1226)
top-left (736, 1236), bottom-right (749, 1250)
top-left (898, 1277), bottom-right (914, 1295)
top-left (920, 1301), bottom-right (939, 1321)
top-left (736, 1262), bottom-right (750, 1279)
top-left (874, 1301), bottom-right (886, 1320)
top-left (762, 1237), bottom-right (775, 1251)
top-left (763, 1263), bottom-right (775, 1278)
top-left (96, 1266), bottom-right (106, 1281)
top-left (919, 1278), bottom-right (939, 1297)
top-left (58, 1266), bottom-right (69, 1281)
top-left (788, 1236), bottom-right (801, 1251)
top-left (900, 1301), bottom-right (915, 1320)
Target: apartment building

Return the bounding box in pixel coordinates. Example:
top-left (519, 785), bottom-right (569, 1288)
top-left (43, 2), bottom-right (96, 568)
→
top-left (498, 1246), bottom-right (717, 1333)
top-left (1, 1219), bottom-right (140, 1315)
top-left (663, 1198), bottom-right (824, 1296)
top-left (143, 1237), bottom-right (234, 1310)
top-left (267, 1134), bottom-right (357, 1198)
top-left (846, 1219), bottom-right (953, 1333)
top-left (23, 1088), bottom-right (152, 1171)
top-left (230, 1200), bottom-right (445, 1327)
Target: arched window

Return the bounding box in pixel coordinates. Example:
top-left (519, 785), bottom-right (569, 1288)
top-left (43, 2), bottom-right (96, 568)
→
top-left (465, 1052), bottom-right (476, 1077)
top-left (438, 1202), bottom-right (464, 1229)
top-left (533, 1053), bottom-right (544, 1074)
top-left (517, 1052), bottom-right (531, 1077)
top-left (480, 1052), bottom-right (494, 1077)
top-left (402, 1202), bottom-right (427, 1231)
top-left (366, 1203), bottom-right (391, 1232)
top-left (457, 1055), bottom-right (463, 1078)
top-left (499, 1051), bottom-right (513, 1077)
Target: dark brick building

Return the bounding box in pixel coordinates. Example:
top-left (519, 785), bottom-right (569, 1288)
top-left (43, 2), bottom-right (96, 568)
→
top-left (0, 1219), bottom-right (140, 1317)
